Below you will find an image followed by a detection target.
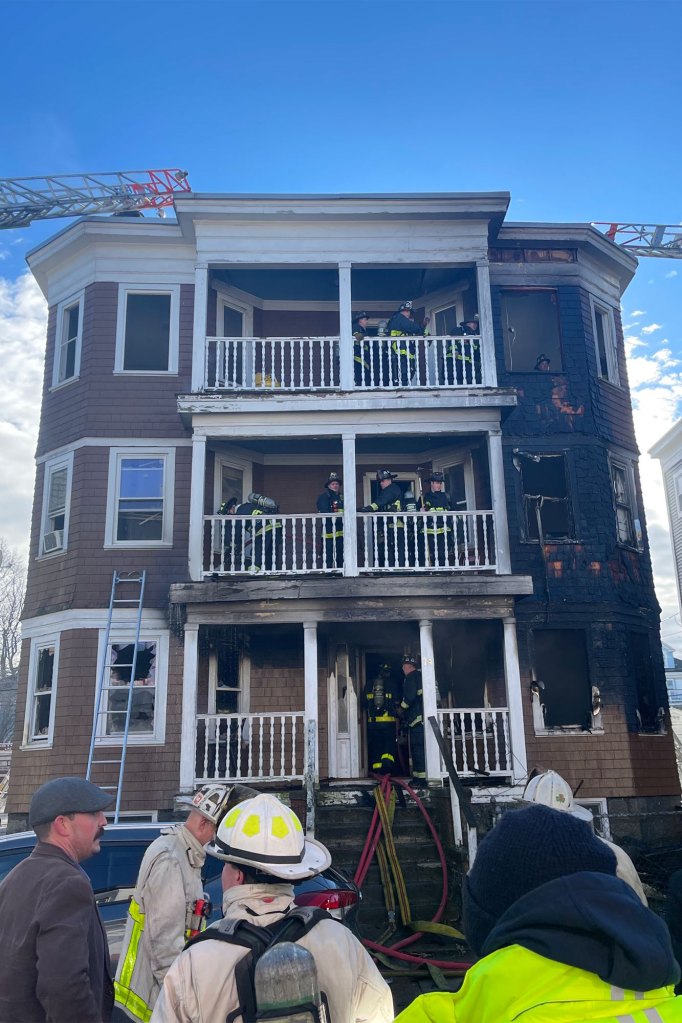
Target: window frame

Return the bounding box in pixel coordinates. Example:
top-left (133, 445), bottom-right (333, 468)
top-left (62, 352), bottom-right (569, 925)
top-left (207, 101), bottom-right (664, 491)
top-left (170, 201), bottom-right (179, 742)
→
top-left (38, 452), bottom-right (74, 558)
top-left (94, 629), bottom-right (169, 746)
top-left (609, 456), bottom-right (642, 550)
top-left (516, 450), bottom-right (576, 544)
top-left (22, 635), bottom-right (60, 747)
top-left (529, 627), bottom-right (603, 735)
top-left (114, 285), bottom-right (180, 375)
top-left (591, 298), bottom-right (620, 386)
top-left (105, 447), bottom-right (175, 549)
top-left (51, 292), bottom-right (84, 389)
top-left (499, 286), bottom-right (564, 373)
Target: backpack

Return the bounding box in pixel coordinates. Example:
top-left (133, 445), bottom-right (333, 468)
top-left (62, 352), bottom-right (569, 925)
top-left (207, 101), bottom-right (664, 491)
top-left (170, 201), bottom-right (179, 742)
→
top-left (186, 905), bottom-right (333, 1023)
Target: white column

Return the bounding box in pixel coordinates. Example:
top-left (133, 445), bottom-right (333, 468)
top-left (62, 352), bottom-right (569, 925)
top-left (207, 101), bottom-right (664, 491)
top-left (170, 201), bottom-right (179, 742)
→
top-left (338, 262), bottom-right (353, 391)
top-left (188, 434), bottom-right (207, 582)
top-left (503, 617), bottom-right (528, 784)
top-left (342, 432), bottom-right (358, 577)
top-left (179, 623), bottom-right (200, 793)
top-left (191, 263), bottom-right (209, 392)
top-left (487, 431), bottom-right (511, 574)
top-left (419, 619), bottom-right (441, 783)
top-left (303, 621), bottom-right (319, 783)
top-left (476, 260), bottom-right (497, 387)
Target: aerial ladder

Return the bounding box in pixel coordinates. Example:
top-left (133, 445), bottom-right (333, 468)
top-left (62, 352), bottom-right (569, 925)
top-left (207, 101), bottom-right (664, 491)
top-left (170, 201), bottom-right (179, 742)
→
top-left (591, 222), bottom-right (682, 259)
top-left (0, 168), bottom-right (190, 229)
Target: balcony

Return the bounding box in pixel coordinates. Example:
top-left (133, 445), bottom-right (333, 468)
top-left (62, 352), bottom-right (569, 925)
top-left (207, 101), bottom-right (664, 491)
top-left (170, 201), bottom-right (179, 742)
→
top-left (437, 708), bottom-right (513, 779)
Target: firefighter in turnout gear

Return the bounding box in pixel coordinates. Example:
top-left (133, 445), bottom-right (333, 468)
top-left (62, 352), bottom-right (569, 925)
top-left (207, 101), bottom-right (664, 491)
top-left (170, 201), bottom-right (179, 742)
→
top-left (352, 311), bottom-right (372, 387)
top-left (399, 656), bottom-right (426, 784)
top-left (115, 784), bottom-right (249, 1022)
top-left (361, 469), bottom-right (407, 567)
top-left (316, 471), bottom-right (344, 569)
top-left (223, 493), bottom-right (283, 573)
top-left (444, 314), bottom-right (481, 385)
top-left (364, 663), bottom-right (398, 775)
top-left (387, 301), bottom-right (429, 386)
top-left (418, 470), bottom-right (454, 567)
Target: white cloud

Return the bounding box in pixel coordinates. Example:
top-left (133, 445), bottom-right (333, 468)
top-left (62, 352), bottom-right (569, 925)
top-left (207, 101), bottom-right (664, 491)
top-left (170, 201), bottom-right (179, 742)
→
top-left (630, 309), bottom-right (646, 317)
top-left (0, 273), bottom-right (47, 556)
top-left (642, 323), bottom-right (663, 334)
top-left (665, 270), bottom-right (678, 279)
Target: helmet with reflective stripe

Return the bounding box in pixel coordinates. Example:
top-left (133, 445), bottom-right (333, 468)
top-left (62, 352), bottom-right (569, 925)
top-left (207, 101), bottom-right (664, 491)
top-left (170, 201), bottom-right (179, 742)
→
top-left (402, 654), bottom-right (418, 667)
top-left (207, 792), bottom-right (332, 880)
top-left (325, 471), bottom-right (342, 486)
top-left (175, 783), bottom-right (243, 826)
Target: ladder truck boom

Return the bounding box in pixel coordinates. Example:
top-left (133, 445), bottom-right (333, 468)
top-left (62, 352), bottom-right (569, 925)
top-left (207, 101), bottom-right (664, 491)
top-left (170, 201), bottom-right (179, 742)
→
top-left (0, 168), bottom-right (191, 229)
top-left (592, 222), bottom-right (682, 259)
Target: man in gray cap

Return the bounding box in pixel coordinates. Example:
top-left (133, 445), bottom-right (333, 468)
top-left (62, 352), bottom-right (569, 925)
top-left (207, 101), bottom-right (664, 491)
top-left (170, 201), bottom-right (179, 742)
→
top-left (0, 776), bottom-right (114, 1022)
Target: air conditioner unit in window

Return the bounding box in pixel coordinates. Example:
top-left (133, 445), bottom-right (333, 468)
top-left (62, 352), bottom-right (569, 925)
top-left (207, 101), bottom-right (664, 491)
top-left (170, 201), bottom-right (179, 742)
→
top-left (42, 530), bottom-right (64, 553)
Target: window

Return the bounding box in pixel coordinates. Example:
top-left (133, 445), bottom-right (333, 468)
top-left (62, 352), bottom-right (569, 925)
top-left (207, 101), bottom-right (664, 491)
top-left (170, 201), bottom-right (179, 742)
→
top-left (629, 631), bottom-right (662, 732)
top-left (53, 295), bottom-right (82, 386)
top-left (115, 286), bottom-right (179, 373)
top-left (591, 300), bottom-right (619, 385)
top-left (610, 459), bottom-right (641, 548)
top-left (500, 288), bottom-right (562, 371)
top-left (24, 639), bottom-right (58, 744)
top-left (106, 448), bottom-right (175, 547)
top-left (39, 454), bottom-right (73, 556)
top-left (96, 632), bottom-right (168, 744)
top-left (531, 629), bottom-right (595, 730)
top-left (518, 452), bottom-right (574, 541)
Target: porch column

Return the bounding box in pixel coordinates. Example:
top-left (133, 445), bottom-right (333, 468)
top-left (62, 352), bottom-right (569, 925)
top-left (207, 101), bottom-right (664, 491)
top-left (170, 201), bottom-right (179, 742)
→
top-left (419, 619), bottom-right (441, 783)
top-left (303, 621), bottom-right (319, 784)
top-left (338, 262), bottom-right (354, 391)
top-left (342, 432), bottom-right (358, 577)
top-left (179, 623), bottom-right (200, 793)
top-left (476, 260), bottom-right (497, 387)
top-left (503, 616), bottom-right (528, 784)
top-left (188, 434), bottom-right (207, 582)
top-left (191, 263), bottom-right (209, 392)
top-left (487, 431), bottom-right (511, 574)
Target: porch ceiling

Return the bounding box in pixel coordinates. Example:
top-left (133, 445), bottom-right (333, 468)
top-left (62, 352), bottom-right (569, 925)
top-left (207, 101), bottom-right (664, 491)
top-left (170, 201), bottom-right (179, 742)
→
top-left (211, 266), bottom-right (470, 302)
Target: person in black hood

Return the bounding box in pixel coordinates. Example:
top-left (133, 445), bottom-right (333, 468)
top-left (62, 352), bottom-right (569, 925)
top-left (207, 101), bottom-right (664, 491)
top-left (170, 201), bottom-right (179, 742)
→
top-left (395, 803), bottom-right (681, 1023)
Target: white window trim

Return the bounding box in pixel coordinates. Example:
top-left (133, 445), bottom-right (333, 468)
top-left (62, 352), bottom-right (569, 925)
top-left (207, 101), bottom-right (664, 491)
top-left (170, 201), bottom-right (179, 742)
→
top-left (104, 447), bottom-right (175, 549)
top-left (361, 471), bottom-right (420, 505)
top-left (208, 650), bottom-right (251, 714)
top-left (114, 284), bottom-right (180, 375)
top-left (423, 296), bottom-right (464, 336)
top-left (216, 292), bottom-right (254, 338)
top-left (674, 470), bottom-right (682, 517)
top-left (93, 628), bottom-right (169, 746)
top-left (22, 635), bottom-right (60, 749)
top-left (38, 451), bottom-right (74, 559)
top-left (591, 298), bottom-right (620, 386)
top-left (609, 456), bottom-right (642, 550)
top-left (576, 797), bottom-right (611, 839)
top-left (432, 455), bottom-right (476, 510)
top-left (212, 453), bottom-right (253, 512)
top-left (51, 291), bottom-right (84, 389)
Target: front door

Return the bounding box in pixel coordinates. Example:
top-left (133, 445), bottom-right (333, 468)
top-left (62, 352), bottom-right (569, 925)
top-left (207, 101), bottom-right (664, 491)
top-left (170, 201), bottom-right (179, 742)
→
top-left (327, 644), bottom-right (359, 778)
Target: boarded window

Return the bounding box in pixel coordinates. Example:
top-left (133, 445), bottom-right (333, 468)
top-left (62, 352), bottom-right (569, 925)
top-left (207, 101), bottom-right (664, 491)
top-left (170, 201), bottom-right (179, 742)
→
top-left (519, 453), bottom-right (574, 541)
top-left (629, 631), bottom-right (660, 731)
top-left (532, 629), bottom-right (592, 728)
top-left (501, 289), bottom-right (562, 372)
top-left (123, 293), bottom-right (171, 371)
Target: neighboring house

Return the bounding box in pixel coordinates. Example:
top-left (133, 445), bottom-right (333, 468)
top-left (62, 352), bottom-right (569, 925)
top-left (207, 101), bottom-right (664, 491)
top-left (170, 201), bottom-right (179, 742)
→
top-left (6, 193), bottom-right (680, 840)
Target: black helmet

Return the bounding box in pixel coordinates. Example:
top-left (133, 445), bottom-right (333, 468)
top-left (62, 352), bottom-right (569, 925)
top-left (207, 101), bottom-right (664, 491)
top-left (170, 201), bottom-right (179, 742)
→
top-left (376, 469), bottom-right (397, 481)
top-left (535, 353), bottom-right (551, 369)
top-left (353, 311), bottom-right (369, 322)
top-left (428, 471), bottom-right (445, 483)
top-left (326, 472), bottom-right (341, 486)
top-left (402, 654), bottom-right (418, 666)
top-left (398, 301), bottom-right (413, 312)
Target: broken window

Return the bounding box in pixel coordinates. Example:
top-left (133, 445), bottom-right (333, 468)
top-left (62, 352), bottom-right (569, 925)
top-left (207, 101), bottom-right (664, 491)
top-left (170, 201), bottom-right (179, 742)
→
top-left (29, 643), bottom-right (56, 741)
top-left (592, 301), bottom-right (619, 385)
top-left (106, 641), bottom-right (157, 735)
top-left (500, 288), bottom-right (562, 372)
top-left (629, 631), bottom-right (662, 731)
top-left (531, 629), bottom-right (593, 729)
top-left (518, 452), bottom-right (574, 541)
top-left (610, 460), bottom-right (640, 548)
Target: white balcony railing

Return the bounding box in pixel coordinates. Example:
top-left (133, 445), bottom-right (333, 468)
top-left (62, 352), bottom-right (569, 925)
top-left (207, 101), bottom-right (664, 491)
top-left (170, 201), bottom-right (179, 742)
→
top-left (203, 334), bottom-right (485, 392)
top-left (195, 712), bottom-right (305, 783)
top-left (204, 511), bottom-right (497, 576)
top-left (437, 708), bottom-right (512, 778)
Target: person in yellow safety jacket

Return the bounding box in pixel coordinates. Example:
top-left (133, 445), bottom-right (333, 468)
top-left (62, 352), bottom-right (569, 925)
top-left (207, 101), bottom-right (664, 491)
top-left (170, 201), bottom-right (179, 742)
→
top-left (418, 471), bottom-right (454, 568)
top-left (364, 663), bottom-right (399, 774)
top-left (399, 655), bottom-right (425, 784)
top-left (114, 784), bottom-right (251, 1022)
top-left (444, 315), bottom-right (480, 386)
top-left (395, 803), bottom-right (682, 1023)
top-left (361, 469), bottom-right (407, 567)
top-left (387, 301), bottom-right (430, 386)
top-left (352, 311), bottom-right (372, 387)
top-left (316, 471), bottom-right (344, 569)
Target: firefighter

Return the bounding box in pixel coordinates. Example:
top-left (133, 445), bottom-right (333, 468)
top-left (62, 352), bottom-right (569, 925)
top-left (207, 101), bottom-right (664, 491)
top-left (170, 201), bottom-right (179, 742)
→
top-left (399, 655), bottom-right (425, 784)
top-left (316, 471), bottom-right (344, 569)
top-left (225, 493), bottom-right (282, 573)
top-left (387, 301), bottom-right (429, 386)
top-left (444, 315), bottom-right (480, 385)
top-left (361, 469), bottom-right (407, 567)
top-left (363, 662), bottom-right (398, 775)
top-left (352, 311), bottom-right (372, 387)
top-left (418, 470), bottom-right (454, 567)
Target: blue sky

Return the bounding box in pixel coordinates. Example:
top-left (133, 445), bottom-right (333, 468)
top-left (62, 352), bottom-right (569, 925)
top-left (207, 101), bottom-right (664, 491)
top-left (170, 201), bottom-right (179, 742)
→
top-left (1, 0), bottom-right (682, 642)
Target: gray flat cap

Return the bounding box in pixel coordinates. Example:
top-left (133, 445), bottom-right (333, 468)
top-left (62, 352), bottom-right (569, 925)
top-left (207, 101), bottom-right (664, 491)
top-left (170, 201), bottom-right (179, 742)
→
top-left (29, 776), bottom-right (114, 828)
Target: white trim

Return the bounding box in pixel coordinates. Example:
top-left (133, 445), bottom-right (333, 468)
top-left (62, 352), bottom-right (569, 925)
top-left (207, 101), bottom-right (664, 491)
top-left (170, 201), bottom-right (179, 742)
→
top-left (215, 290), bottom-right (254, 337)
top-left (104, 447), bottom-right (175, 548)
top-left (114, 284), bottom-right (180, 374)
top-left (212, 453), bottom-right (253, 512)
top-left (608, 454), bottom-right (642, 550)
top-left (361, 470), bottom-right (420, 505)
top-left (577, 797), bottom-right (611, 839)
top-left (22, 608), bottom-right (168, 640)
top-left (35, 437), bottom-right (191, 465)
top-left (37, 451), bottom-right (74, 559)
top-left (208, 650), bottom-right (251, 714)
top-left (590, 297), bottom-right (620, 386)
top-left (22, 634), bottom-right (60, 748)
top-left (93, 628), bottom-right (169, 746)
top-left (51, 290), bottom-right (84, 388)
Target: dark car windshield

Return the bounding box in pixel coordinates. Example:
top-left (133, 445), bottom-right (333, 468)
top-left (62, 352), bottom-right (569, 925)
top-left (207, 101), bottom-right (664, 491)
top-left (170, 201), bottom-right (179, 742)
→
top-left (83, 843), bottom-right (150, 892)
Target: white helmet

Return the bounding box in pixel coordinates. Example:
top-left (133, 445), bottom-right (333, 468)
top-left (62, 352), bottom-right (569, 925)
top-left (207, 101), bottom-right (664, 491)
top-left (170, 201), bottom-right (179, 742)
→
top-left (523, 770), bottom-right (593, 823)
top-left (175, 784), bottom-right (237, 826)
top-left (206, 793), bottom-right (331, 880)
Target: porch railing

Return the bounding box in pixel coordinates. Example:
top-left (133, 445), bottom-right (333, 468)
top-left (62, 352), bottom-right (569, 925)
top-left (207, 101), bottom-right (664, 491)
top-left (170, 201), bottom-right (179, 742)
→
top-left (358, 511), bottom-right (496, 572)
top-left (203, 334), bottom-right (485, 392)
top-left (436, 708), bottom-right (512, 778)
top-left (204, 514), bottom-right (343, 575)
top-left (195, 712), bottom-right (305, 783)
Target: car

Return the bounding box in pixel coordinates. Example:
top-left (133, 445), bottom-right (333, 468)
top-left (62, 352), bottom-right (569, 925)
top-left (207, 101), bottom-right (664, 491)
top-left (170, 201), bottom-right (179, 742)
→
top-left (0, 822), bottom-right (360, 969)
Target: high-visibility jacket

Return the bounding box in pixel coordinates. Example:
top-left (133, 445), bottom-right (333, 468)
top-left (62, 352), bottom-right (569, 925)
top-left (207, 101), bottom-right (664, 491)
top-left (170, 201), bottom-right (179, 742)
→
top-left (316, 487), bottom-right (344, 539)
top-left (394, 944), bottom-right (682, 1023)
top-left (115, 826), bottom-right (208, 1022)
top-left (418, 491), bottom-right (453, 534)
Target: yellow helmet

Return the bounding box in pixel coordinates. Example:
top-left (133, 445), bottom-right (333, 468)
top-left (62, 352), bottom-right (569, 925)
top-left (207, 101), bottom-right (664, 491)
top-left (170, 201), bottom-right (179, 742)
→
top-left (207, 793), bottom-right (331, 880)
